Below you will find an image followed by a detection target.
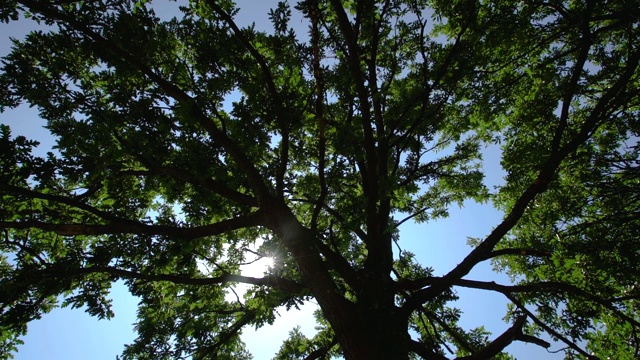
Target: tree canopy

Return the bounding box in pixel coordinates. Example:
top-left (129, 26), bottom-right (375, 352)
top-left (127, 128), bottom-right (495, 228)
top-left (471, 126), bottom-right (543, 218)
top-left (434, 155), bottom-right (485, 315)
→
top-left (1, 0), bottom-right (639, 358)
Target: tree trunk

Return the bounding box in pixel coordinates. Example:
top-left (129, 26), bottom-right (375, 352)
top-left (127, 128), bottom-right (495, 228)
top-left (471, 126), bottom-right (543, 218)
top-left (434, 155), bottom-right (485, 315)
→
top-left (267, 203), bottom-right (411, 358)
top-left (338, 306), bottom-right (410, 360)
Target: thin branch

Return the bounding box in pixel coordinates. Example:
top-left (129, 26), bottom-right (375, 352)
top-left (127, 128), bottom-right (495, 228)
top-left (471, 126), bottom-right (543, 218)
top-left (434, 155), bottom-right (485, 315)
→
top-left (2, 232), bottom-right (47, 265)
top-left (309, 0), bottom-right (328, 233)
top-left (289, 197), bottom-right (367, 241)
top-left (193, 310), bottom-right (256, 360)
top-left (17, 0), bottom-right (272, 202)
top-left (202, 0), bottom-right (291, 200)
top-left (424, 310), bottom-right (475, 354)
top-left (534, 1), bottom-right (571, 19)
top-left (483, 248), bottom-right (552, 260)
top-left (121, 166), bottom-right (258, 207)
top-left (2, 183), bottom-right (131, 224)
top-left (416, 311), bottom-right (444, 352)
top-left (551, 10), bottom-right (593, 153)
top-left (393, 207), bottom-right (429, 230)
top-left (327, 0), bottom-right (379, 233)
top-left (202, 0), bottom-right (281, 109)
top-left (506, 294), bottom-right (598, 359)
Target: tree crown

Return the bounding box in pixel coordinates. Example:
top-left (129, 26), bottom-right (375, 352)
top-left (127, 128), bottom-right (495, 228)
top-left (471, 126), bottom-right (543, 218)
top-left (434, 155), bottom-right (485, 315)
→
top-left (0, 0), bottom-right (639, 359)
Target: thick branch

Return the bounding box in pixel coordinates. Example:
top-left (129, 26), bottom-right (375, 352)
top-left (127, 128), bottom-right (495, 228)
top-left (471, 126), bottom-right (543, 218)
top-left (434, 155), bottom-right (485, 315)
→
top-left (453, 279), bottom-right (640, 329)
top-left (314, 240), bottom-right (359, 288)
top-left (46, 265), bottom-right (306, 294)
top-left (455, 316), bottom-right (528, 360)
top-left (265, 205), bottom-right (357, 359)
top-left (1, 211), bottom-right (265, 240)
top-left (303, 338), bottom-right (339, 360)
top-left (403, 46), bottom-right (640, 311)
top-left (408, 339), bottom-right (448, 360)
top-left (398, 275), bottom-right (640, 332)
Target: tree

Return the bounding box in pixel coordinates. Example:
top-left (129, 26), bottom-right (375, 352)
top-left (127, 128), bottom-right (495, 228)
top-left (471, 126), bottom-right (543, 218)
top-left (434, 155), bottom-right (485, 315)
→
top-left (0, 0), bottom-right (638, 358)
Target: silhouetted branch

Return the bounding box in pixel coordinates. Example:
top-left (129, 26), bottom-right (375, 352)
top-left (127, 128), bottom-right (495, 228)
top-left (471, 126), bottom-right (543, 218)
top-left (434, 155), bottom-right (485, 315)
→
top-left (408, 339), bottom-right (448, 360)
top-left (403, 45), bottom-right (640, 311)
top-left (17, 0), bottom-right (273, 201)
top-left (506, 294), bottom-right (598, 359)
top-left (453, 279), bottom-right (640, 329)
top-left (455, 316), bottom-right (528, 359)
top-left (1, 211), bottom-right (265, 240)
top-left (121, 167), bottom-right (258, 207)
top-left (193, 310), bottom-right (257, 360)
top-left (303, 337), bottom-right (339, 360)
top-left (46, 265), bottom-right (306, 294)
top-left (484, 248), bottom-right (552, 259)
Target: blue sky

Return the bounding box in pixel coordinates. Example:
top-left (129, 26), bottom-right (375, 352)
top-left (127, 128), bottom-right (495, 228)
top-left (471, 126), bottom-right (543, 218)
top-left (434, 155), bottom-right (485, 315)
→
top-left (0, 1), bottom-right (565, 359)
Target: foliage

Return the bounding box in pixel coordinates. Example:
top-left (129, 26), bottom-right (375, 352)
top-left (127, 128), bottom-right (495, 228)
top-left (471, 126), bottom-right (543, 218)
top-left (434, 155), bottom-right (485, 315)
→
top-left (0, 0), bottom-right (639, 359)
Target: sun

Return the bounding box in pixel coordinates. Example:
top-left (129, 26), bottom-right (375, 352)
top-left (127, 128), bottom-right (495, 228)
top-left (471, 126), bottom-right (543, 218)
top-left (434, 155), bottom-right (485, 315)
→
top-left (261, 256), bottom-right (275, 271)
top-left (241, 256), bottom-right (275, 277)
